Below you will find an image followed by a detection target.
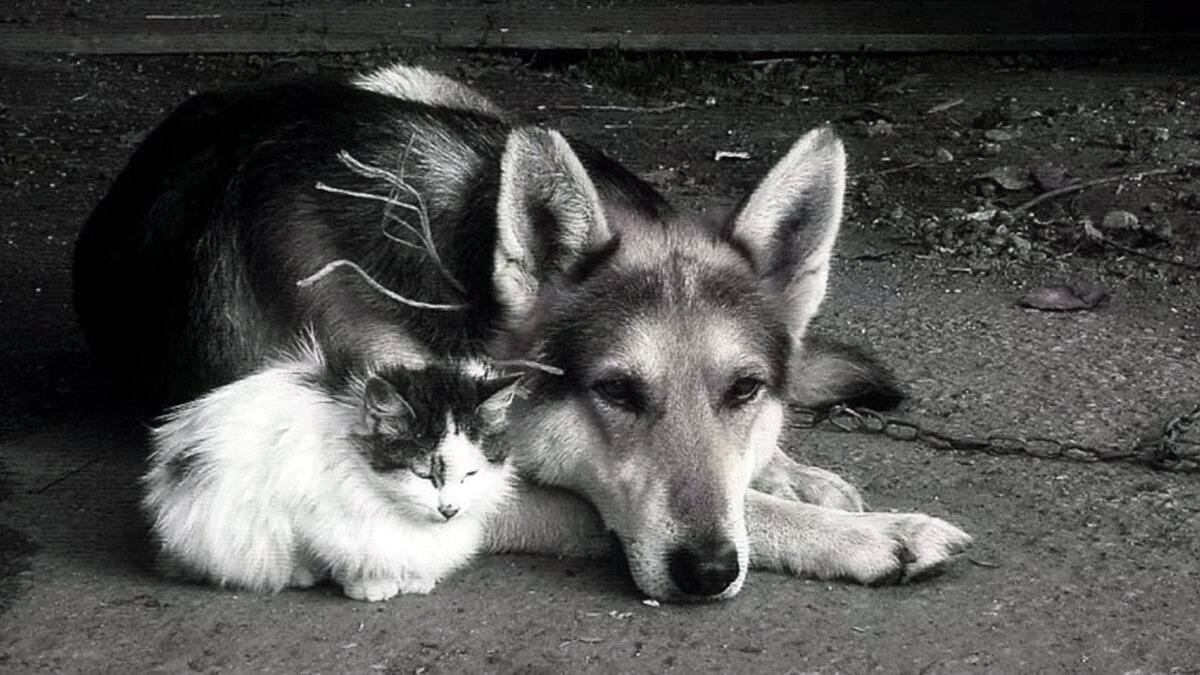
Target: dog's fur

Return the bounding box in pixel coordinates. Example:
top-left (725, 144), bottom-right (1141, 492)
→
top-left (74, 64), bottom-right (970, 601)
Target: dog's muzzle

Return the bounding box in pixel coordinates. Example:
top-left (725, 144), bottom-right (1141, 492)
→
top-left (667, 537), bottom-right (741, 598)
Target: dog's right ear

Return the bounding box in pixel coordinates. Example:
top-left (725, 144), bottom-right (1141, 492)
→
top-left (494, 127), bottom-right (612, 328)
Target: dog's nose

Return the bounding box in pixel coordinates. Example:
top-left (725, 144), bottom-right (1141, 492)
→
top-left (667, 539), bottom-right (741, 597)
top-left (438, 503), bottom-right (460, 519)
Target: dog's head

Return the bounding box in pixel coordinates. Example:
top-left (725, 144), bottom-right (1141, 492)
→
top-left (492, 126), bottom-right (845, 601)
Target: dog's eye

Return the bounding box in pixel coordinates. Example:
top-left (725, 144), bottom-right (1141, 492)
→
top-left (592, 376), bottom-right (644, 413)
top-left (724, 377), bottom-right (765, 408)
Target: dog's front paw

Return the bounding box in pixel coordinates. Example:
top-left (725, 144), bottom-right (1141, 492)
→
top-left (748, 494), bottom-right (972, 584)
top-left (754, 450), bottom-right (864, 511)
top-left (342, 578), bottom-right (402, 602)
top-left (816, 511), bottom-right (973, 584)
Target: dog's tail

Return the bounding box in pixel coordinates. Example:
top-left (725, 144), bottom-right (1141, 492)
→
top-left (789, 336), bottom-right (904, 411)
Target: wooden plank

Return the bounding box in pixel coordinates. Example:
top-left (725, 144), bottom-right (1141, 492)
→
top-left (1, 4), bottom-right (1195, 55)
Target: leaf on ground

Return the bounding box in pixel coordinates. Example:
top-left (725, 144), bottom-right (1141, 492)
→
top-left (1031, 162), bottom-right (1071, 191)
top-left (975, 165), bottom-right (1033, 191)
top-left (1018, 285), bottom-right (1110, 312)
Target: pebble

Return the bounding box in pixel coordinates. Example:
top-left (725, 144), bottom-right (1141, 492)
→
top-left (1101, 210), bottom-right (1139, 230)
top-left (1141, 126), bottom-right (1170, 143)
top-left (980, 142), bottom-right (1002, 156)
top-left (1010, 234), bottom-right (1032, 256)
top-left (983, 129), bottom-right (1013, 142)
top-left (935, 147), bottom-right (954, 162)
top-left (1143, 219), bottom-right (1174, 242)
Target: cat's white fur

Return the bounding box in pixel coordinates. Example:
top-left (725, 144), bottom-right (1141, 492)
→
top-left (142, 347), bottom-right (515, 601)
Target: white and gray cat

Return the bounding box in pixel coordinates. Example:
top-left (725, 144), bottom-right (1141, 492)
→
top-left (142, 341), bottom-right (518, 601)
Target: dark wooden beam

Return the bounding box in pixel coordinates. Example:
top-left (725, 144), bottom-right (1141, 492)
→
top-left (1, 3), bottom-right (1194, 55)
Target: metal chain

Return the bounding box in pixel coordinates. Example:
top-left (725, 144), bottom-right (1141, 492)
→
top-left (790, 401), bottom-right (1200, 474)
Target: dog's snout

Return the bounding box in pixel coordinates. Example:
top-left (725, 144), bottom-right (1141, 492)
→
top-left (667, 539), bottom-right (741, 598)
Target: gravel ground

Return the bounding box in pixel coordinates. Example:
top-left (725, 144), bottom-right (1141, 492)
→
top-left (2, 48), bottom-right (1198, 673)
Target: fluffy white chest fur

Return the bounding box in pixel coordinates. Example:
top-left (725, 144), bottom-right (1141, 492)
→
top-left (142, 356), bottom-right (515, 601)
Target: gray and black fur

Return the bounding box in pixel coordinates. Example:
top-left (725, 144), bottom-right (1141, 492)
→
top-left (346, 363), bottom-right (518, 474)
top-left (73, 72), bottom-right (896, 411)
top-left (74, 65), bottom-right (968, 603)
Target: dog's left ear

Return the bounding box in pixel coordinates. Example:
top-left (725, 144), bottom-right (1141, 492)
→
top-left (727, 127), bottom-right (845, 339)
top-left (494, 127), bottom-right (613, 331)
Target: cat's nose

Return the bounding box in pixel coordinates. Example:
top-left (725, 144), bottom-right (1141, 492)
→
top-left (438, 503), bottom-right (460, 519)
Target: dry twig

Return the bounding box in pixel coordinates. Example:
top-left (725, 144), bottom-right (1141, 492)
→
top-left (1011, 167), bottom-right (1179, 214)
top-left (296, 260), bottom-right (467, 311)
top-left (301, 148), bottom-right (472, 310)
top-left (1082, 220), bottom-right (1200, 271)
top-left (554, 103), bottom-right (692, 114)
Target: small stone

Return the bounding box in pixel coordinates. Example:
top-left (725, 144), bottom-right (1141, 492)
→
top-left (1032, 163), bottom-right (1070, 191)
top-left (980, 142), bottom-right (1002, 157)
top-left (1175, 190), bottom-right (1200, 209)
top-left (1141, 126), bottom-right (1170, 143)
top-left (935, 147), bottom-right (954, 162)
top-left (1143, 219), bottom-right (1173, 243)
top-left (1010, 234), bottom-right (1032, 255)
top-left (1101, 210), bottom-right (1139, 230)
top-left (889, 205), bottom-right (905, 220)
top-left (1147, 201), bottom-right (1165, 214)
top-left (983, 129), bottom-right (1013, 142)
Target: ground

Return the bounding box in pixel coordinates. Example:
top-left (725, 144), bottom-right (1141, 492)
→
top-left (1, 48), bottom-right (1199, 673)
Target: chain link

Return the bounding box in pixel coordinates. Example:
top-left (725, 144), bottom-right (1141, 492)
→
top-left (791, 401), bottom-right (1200, 474)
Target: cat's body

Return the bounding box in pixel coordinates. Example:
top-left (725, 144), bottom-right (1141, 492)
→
top-left (142, 342), bottom-right (516, 601)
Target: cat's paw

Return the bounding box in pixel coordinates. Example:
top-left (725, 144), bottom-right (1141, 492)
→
top-left (342, 578), bottom-right (401, 602)
top-left (396, 577), bottom-right (437, 595)
top-left (289, 567), bottom-right (318, 589)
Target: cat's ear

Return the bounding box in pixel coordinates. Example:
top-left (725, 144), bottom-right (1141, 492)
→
top-left (479, 372), bottom-right (523, 402)
top-left (362, 376), bottom-right (414, 435)
top-left (478, 373), bottom-right (523, 427)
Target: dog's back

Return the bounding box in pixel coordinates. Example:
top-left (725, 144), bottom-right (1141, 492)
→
top-left (76, 78), bottom-right (508, 405)
top-left (74, 71), bottom-right (684, 407)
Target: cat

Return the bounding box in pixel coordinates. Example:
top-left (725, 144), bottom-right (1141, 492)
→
top-left (142, 340), bottom-right (519, 601)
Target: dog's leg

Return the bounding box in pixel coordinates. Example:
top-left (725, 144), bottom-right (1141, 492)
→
top-left (481, 482), bottom-right (613, 558)
top-left (760, 335), bottom-right (903, 510)
top-left (752, 448), bottom-right (865, 511)
top-left (746, 490), bottom-right (971, 583)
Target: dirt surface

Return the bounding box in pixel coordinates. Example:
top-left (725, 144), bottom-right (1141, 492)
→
top-left (2, 48), bottom-right (1199, 673)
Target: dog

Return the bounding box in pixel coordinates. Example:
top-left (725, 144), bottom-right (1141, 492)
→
top-left (74, 64), bottom-right (971, 601)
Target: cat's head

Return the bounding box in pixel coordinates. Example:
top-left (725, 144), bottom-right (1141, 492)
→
top-left (356, 364), bottom-right (521, 519)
